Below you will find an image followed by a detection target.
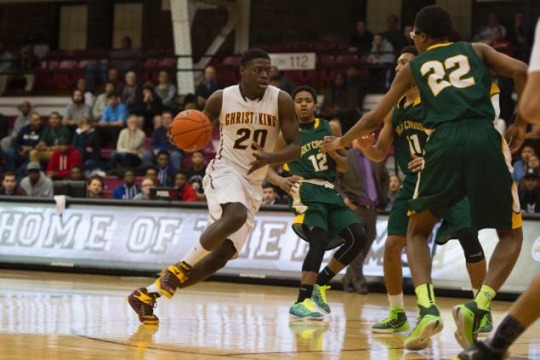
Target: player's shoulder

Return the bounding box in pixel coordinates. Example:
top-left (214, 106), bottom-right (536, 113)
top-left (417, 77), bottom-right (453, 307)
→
top-left (276, 87), bottom-right (293, 102)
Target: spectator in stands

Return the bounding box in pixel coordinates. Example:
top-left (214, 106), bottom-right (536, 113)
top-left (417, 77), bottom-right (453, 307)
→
top-left (155, 71), bottom-right (177, 109)
top-left (513, 144), bottom-right (536, 183)
top-left (0, 171), bottom-right (26, 196)
top-left (30, 111), bottom-right (71, 164)
top-left (133, 176), bottom-right (155, 201)
top-left (349, 20), bottom-right (374, 53)
top-left (75, 78), bottom-right (95, 107)
top-left (474, 11), bottom-right (507, 43)
top-left (120, 71), bottom-right (143, 115)
top-left (386, 174), bottom-right (402, 211)
top-left (185, 149), bottom-right (207, 201)
top-left (99, 92), bottom-right (127, 147)
top-left (108, 115), bottom-right (145, 169)
top-left (46, 137), bottom-right (82, 180)
top-left (112, 169), bottom-right (140, 200)
top-left (528, 154), bottom-right (540, 173)
top-left (6, 112), bottom-right (44, 174)
top-left (489, 25), bottom-right (515, 57)
top-left (107, 68), bottom-right (124, 94)
top-left (367, 34), bottom-right (395, 91)
top-left (20, 162), bottom-right (53, 197)
top-left (144, 166), bottom-right (159, 186)
top-left (141, 84), bottom-right (163, 135)
top-left (0, 41), bottom-right (15, 96)
top-left (382, 15), bottom-right (404, 54)
top-left (269, 66), bottom-right (296, 95)
top-left (143, 110), bottom-right (183, 171)
top-left (86, 175), bottom-right (104, 198)
top-left (174, 170), bottom-right (197, 202)
top-left (508, 11), bottom-right (533, 61)
top-left (109, 36), bottom-right (141, 75)
top-left (101, 93), bottom-right (128, 125)
top-left (63, 89), bottom-right (93, 127)
top-left (262, 182), bottom-right (279, 205)
top-left (195, 65), bottom-right (222, 109)
top-left (73, 118), bottom-right (101, 173)
top-left (346, 65), bottom-right (368, 112)
top-left (321, 72), bottom-right (359, 133)
top-left (519, 168), bottom-right (540, 213)
top-left (1, 100), bottom-right (31, 151)
top-left (156, 150), bottom-right (174, 187)
top-left (367, 34), bottom-right (395, 65)
top-left (93, 82), bottom-right (115, 120)
top-left (68, 165), bottom-right (85, 181)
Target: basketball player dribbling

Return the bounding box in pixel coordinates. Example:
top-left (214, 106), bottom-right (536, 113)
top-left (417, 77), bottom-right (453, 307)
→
top-left (128, 48), bottom-right (301, 325)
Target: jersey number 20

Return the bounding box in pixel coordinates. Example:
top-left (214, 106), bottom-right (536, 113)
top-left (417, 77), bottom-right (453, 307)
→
top-left (233, 128), bottom-right (268, 150)
top-left (420, 55), bottom-right (475, 97)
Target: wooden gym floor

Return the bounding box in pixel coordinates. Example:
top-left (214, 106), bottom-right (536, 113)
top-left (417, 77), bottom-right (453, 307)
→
top-left (0, 269), bottom-right (538, 360)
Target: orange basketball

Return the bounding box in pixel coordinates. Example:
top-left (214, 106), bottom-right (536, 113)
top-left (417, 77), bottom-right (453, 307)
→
top-left (168, 110), bottom-right (212, 152)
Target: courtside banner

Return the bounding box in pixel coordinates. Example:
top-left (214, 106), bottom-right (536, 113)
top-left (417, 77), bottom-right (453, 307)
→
top-left (0, 200), bottom-right (538, 294)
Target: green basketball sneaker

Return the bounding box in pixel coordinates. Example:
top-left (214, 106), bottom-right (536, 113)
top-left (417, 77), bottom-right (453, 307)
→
top-left (372, 307), bottom-right (410, 333)
top-left (289, 298), bottom-right (325, 321)
top-left (453, 301), bottom-right (489, 349)
top-left (478, 310), bottom-right (493, 333)
top-left (311, 285), bottom-right (331, 314)
top-left (404, 304), bottom-right (443, 351)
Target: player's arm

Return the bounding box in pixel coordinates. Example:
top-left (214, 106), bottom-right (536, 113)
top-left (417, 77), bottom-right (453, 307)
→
top-left (322, 65), bottom-right (413, 152)
top-left (473, 43), bottom-right (528, 152)
top-left (203, 90), bottom-right (223, 126)
top-left (357, 110), bottom-right (394, 163)
top-left (265, 134), bottom-right (302, 193)
top-left (248, 91), bottom-right (301, 174)
top-left (327, 120), bottom-right (348, 172)
top-left (519, 21), bottom-right (540, 125)
top-left (520, 72), bottom-right (540, 125)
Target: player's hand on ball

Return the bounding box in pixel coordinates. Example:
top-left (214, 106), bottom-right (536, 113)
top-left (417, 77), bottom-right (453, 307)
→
top-left (248, 141), bottom-right (273, 174)
top-left (408, 154), bottom-right (424, 173)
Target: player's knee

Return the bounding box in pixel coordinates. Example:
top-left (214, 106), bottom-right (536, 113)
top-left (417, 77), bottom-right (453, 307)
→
top-left (384, 236), bottom-right (406, 260)
top-left (334, 223), bottom-right (366, 265)
top-left (222, 203), bottom-right (248, 230)
top-left (457, 228), bottom-right (485, 263)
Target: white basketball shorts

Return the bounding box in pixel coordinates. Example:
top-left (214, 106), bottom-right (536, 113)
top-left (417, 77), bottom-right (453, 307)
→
top-left (203, 160), bottom-right (263, 255)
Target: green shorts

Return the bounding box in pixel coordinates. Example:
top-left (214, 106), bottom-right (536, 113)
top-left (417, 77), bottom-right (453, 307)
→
top-left (436, 197), bottom-right (473, 244)
top-left (409, 120), bottom-right (522, 230)
top-left (387, 174), bottom-right (416, 236)
top-left (290, 182), bottom-right (360, 250)
top-left (388, 174), bottom-right (473, 240)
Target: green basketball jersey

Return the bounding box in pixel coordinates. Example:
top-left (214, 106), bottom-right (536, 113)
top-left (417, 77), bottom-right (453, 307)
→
top-left (284, 118), bottom-right (336, 182)
top-left (409, 42), bottom-right (495, 128)
top-left (392, 96), bottom-right (429, 176)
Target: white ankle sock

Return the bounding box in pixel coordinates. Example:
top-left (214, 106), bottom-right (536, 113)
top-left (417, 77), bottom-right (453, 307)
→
top-left (388, 293), bottom-right (404, 309)
top-left (182, 240), bottom-right (211, 267)
top-left (147, 283), bottom-right (160, 294)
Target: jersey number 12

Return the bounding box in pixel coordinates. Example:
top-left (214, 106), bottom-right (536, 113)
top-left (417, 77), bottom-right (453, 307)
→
top-left (308, 153), bottom-right (328, 172)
